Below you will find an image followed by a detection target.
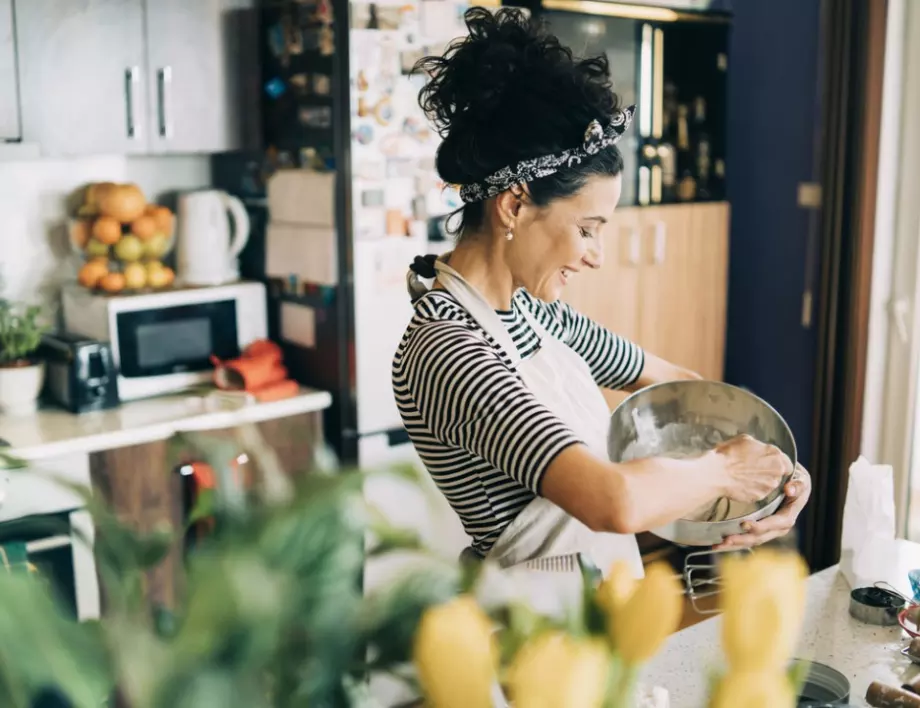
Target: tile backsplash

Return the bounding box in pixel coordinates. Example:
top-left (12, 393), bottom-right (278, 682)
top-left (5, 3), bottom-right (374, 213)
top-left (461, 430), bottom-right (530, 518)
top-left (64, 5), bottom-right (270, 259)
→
top-left (0, 154), bottom-right (210, 320)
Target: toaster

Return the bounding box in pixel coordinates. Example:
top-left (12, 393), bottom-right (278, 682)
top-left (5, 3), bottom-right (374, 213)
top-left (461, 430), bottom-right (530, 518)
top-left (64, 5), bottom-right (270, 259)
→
top-left (40, 332), bottom-right (120, 414)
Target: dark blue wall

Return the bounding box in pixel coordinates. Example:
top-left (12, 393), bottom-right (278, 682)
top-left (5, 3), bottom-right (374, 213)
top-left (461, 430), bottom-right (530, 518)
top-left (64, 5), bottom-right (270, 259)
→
top-left (723, 0), bottom-right (823, 469)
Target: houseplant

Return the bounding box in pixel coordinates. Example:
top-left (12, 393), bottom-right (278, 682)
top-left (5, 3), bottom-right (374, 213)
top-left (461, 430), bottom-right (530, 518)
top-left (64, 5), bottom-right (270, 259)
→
top-left (0, 426), bottom-right (811, 708)
top-left (0, 298), bottom-right (48, 414)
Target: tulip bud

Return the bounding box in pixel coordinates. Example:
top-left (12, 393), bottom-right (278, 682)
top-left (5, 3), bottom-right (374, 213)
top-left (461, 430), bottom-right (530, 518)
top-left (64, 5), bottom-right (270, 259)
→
top-left (710, 668), bottom-right (795, 708)
top-left (508, 631), bottom-right (610, 708)
top-left (608, 562), bottom-right (683, 665)
top-left (720, 551), bottom-right (807, 671)
top-left (413, 595), bottom-right (497, 708)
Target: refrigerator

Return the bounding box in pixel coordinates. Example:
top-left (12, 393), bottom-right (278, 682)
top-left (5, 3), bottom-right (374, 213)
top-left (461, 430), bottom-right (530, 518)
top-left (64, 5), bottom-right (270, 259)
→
top-left (213, 0), bottom-right (474, 600)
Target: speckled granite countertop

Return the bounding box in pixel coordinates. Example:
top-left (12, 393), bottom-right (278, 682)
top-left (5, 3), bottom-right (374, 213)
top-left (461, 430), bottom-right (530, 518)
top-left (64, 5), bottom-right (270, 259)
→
top-left (643, 548), bottom-right (920, 707)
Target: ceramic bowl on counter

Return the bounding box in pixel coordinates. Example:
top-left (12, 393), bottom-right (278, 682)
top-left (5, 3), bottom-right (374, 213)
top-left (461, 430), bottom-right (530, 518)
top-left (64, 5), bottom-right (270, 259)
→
top-left (608, 380), bottom-right (797, 546)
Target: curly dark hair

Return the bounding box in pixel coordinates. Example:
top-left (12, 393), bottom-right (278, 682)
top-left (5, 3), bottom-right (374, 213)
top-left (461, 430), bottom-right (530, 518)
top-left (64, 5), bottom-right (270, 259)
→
top-left (414, 7), bottom-right (625, 235)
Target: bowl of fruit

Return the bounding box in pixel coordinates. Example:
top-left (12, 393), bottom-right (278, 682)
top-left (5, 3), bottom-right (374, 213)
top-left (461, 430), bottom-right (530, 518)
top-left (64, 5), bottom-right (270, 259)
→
top-left (68, 182), bottom-right (176, 294)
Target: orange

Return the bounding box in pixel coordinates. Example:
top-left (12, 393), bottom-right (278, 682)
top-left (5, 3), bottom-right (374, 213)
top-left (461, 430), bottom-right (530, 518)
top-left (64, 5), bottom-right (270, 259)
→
top-left (77, 260), bottom-right (109, 289)
top-left (92, 216), bottom-right (122, 245)
top-left (99, 272), bottom-right (126, 293)
top-left (131, 215), bottom-right (157, 240)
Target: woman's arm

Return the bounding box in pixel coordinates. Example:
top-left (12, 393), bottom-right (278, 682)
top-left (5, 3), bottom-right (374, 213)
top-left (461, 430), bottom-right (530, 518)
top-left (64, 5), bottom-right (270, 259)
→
top-left (541, 437), bottom-right (792, 535)
top-left (621, 351), bottom-right (702, 393)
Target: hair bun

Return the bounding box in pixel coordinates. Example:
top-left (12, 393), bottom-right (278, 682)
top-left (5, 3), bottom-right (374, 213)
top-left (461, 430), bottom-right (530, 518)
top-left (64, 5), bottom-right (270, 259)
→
top-left (414, 7), bottom-right (618, 187)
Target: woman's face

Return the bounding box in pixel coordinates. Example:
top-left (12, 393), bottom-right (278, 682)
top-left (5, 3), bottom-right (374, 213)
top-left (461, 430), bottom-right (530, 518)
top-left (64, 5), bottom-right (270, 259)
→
top-left (508, 173), bottom-right (622, 302)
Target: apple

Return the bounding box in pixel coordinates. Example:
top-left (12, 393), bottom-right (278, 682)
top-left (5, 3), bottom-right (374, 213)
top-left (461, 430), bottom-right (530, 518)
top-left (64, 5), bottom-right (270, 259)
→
top-left (144, 232), bottom-right (170, 259)
top-left (123, 262), bottom-right (147, 290)
top-left (114, 234), bottom-right (144, 262)
top-left (85, 238), bottom-right (110, 258)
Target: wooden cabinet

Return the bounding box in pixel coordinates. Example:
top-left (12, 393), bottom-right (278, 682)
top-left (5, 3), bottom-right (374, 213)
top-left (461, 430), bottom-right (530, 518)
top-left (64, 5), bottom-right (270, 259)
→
top-left (0, 0), bottom-right (19, 140)
top-left (89, 411), bottom-right (323, 611)
top-left (14, 0), bottom-right (244, 156)
top-left (564, 202), bottom-right (730, 406)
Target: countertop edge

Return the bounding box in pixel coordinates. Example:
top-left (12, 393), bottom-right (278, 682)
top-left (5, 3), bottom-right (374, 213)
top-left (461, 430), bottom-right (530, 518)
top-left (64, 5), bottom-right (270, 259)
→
top-left (5, 390), bottom-right (334, 461)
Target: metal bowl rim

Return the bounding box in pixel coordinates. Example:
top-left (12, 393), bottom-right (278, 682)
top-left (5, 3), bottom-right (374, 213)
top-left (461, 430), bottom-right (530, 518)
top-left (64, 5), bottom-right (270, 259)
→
top-left (610, 380), bottom-right (798, 522)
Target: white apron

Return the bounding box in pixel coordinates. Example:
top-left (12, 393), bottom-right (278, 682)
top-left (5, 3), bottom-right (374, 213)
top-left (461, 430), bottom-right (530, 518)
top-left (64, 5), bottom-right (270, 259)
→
top-left (432, 257), bottom-right (643, 616)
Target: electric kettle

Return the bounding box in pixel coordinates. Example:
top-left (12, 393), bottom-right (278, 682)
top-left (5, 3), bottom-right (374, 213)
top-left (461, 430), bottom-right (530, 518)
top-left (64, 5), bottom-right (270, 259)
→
top-left (176, 190), bottom-right (251, 286)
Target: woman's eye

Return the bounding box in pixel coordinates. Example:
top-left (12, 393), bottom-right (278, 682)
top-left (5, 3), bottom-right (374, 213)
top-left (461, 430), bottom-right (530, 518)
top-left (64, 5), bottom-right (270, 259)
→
top-left (579, 227), bottom-right (593, 239)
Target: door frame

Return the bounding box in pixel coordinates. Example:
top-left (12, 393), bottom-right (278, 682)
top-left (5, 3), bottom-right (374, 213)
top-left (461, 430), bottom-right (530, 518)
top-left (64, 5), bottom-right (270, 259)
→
top-left (863, 0), bottom-right (920, 538)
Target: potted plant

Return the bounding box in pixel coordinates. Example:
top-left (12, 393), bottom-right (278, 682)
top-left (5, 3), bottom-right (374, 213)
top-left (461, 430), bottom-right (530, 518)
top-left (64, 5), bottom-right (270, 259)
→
top-left (0, 298), bottom-right (48, 414)
top-left (0, 430), bottom-right (812, 708)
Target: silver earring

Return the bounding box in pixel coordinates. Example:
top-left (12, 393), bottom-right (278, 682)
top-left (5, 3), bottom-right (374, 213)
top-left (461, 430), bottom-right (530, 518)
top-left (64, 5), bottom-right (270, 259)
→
top-left (505, 228), bottom-right (514, 241)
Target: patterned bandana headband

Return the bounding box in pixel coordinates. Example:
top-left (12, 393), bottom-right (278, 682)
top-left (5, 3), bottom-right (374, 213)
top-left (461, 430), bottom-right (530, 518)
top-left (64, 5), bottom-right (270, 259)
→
top-left (457, 104), bottom-right (636, 204)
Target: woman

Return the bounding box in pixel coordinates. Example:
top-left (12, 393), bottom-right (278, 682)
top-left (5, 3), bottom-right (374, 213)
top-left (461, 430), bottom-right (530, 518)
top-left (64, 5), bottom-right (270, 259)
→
top-left (393, 8), bottom-right (811, 588)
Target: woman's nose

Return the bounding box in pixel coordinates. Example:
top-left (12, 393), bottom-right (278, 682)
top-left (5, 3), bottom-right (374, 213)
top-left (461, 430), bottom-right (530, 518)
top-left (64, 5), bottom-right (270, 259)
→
top-left (583, 236), bottom-right (604, 269)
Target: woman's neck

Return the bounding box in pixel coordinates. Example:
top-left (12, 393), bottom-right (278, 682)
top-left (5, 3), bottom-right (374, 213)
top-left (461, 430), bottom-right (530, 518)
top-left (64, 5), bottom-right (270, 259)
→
top-left (443, 235), bottom-right (516, 310)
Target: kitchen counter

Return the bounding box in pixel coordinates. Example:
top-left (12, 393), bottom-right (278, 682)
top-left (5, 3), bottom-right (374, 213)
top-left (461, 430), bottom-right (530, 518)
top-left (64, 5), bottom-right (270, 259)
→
top-left (0, 388), bottom-right (333, 461)
top-left (644, 540), bottom-right (920, 707)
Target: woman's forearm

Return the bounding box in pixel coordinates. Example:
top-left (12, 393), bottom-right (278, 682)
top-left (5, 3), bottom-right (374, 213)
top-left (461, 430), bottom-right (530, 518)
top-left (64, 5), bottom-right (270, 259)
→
top-left (542, 445), bottom-right (726, 535)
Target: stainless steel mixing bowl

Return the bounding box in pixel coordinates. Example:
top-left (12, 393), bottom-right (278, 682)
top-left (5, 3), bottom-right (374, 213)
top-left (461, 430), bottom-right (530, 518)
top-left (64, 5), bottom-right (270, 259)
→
top-left (608, 380), bottom-right (797, 546)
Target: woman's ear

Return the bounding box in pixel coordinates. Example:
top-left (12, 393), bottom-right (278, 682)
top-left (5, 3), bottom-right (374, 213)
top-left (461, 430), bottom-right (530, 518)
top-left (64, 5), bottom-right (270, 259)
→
top-left (495, 189), bottom-right (523, 229)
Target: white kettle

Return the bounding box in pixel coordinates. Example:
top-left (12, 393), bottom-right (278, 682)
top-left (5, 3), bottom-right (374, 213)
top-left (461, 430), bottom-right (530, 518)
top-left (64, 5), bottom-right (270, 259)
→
top-left (176, 190), bottom-right (251, 286)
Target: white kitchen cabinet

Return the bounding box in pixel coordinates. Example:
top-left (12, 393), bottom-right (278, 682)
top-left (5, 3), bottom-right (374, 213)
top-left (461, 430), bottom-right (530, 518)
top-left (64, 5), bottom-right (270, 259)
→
top-left (16, 0), bottom-right (148, 156)
top-left (14, 0), bottom-right (244, 157)
top-left (0, 0), bottom-right (20, 140)
top-left (143, 0), bottom-right (237, 154)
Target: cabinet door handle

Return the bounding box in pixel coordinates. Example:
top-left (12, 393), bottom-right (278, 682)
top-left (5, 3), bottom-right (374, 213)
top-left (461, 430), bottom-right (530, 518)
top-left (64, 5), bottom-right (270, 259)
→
top-left (628, 228), bottom-right (641, 266)
top-left (652, 221), bottom-right (667, 264)
top-left (157, 67), bottom-right (173, 139)
top-left (124, 67), bottom-right (141, 139)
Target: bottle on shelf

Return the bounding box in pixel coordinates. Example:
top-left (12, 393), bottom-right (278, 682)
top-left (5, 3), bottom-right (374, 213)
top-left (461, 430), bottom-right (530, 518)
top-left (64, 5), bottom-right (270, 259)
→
top-left (691, 96), bottom-right (712, 201)
top-left (676, 103), bottom-right (697, 202)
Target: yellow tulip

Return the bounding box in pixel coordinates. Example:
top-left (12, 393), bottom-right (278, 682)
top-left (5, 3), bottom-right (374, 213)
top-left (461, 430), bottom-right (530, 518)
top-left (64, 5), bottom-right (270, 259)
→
top-left (720, 550), bottom-right (808, 671)
top-left (507, 631), bottom-right (610, 708)
top-left (596, 560), bottom-right (637, 617)
top-left (413, 595), bottom-right (497, 708)
top-left (607, 562), bottom-right (683, 664)
top-left (710, 669), bottom-right (795, 708)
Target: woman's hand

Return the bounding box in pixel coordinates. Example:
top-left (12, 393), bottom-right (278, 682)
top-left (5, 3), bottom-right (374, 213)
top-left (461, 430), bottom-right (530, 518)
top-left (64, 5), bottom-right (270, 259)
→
top-left (714, 464), bottom-right (812, 550)
top-left (708, 434), bottom-right (794, 503)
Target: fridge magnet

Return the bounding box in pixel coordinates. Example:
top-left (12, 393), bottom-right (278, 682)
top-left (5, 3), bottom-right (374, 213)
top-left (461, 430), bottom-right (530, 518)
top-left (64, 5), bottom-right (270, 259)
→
top-left (264, 77), bottom-right (287, 99)
top-left (373, 96), bottom-right (394, 127)
top-left (354, 124), bottom-right (375, 145)
top-left (319, 25), bottom-right (335, 56)
top-left (289, 73), bottom-right (309, 95)
top-left (400, 49), bottom-right (424, 74)
top-left (312, 74), bottom-right (332, 96)
top-left (402, 116), bottom-right (430, 142)
top-left (285, 21), bottom-right (305, 55)
top-left (357, 96), bottom-right (371, 118)
top-left (299, 106), bottom-right (333, 128)
top-left (386, 209), bottom-right (408, 236)
top-left (379, 133), bottom-right (403, 157)
top-left (367, 3), bottom-right (380, 29)
top-left (356, 70), bottom-right (369, 92)
top-left (267, 23), bottom-right (287, 59)
top-left (375, 4), bottom-right (402, 30)
top-left (361, 189), bottom-right (385, 207)
top-left (351, 4), bottom-right (371, 28)
top-left (315, 0), bottom-right (334, 24)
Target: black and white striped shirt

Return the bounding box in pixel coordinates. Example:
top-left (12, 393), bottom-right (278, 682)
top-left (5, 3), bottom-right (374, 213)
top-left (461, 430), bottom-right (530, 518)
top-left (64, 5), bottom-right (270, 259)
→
top-left (392, 288), bottom-right (645, 555)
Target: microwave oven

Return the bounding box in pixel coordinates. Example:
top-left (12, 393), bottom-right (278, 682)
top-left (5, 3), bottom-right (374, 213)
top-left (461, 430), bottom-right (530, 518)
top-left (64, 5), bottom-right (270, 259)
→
top-left (61, 281), bottom-right (268, 401)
